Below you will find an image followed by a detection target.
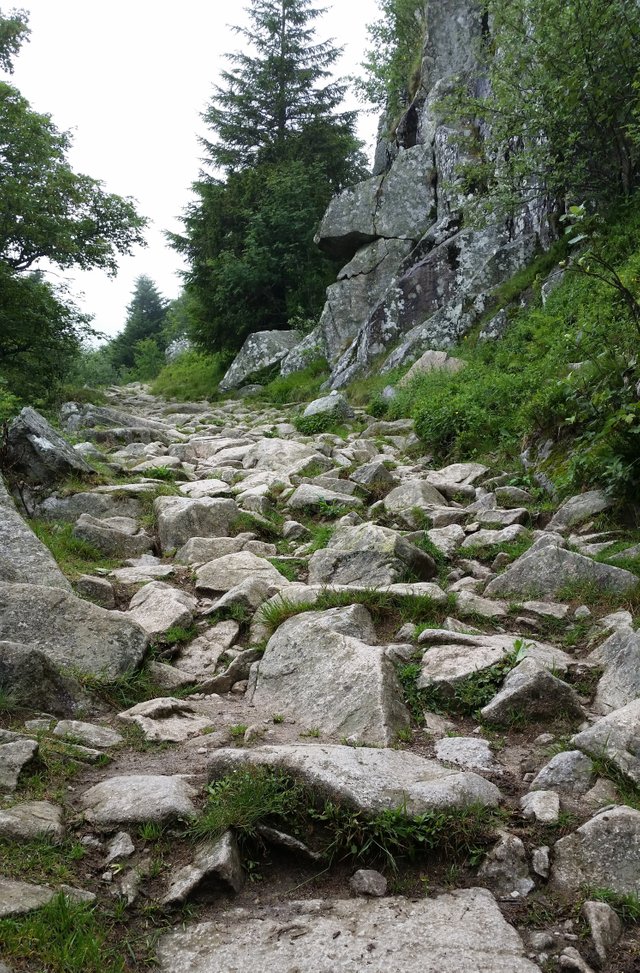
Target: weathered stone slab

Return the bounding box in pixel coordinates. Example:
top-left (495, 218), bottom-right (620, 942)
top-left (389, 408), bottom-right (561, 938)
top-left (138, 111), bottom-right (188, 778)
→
top-left (0, 583), bottom-right (147, 679)
top-left (550, 806), bottom-right (640, 896)
top-left (156, 888), bottom-right (539, 973)
top-left (80, 775), bottom-right (198, 827)
top-left (218, 331), bottom-right (301, 392)
top-left (196, 552), bottom-right (289, 595)
top-left (308, 523), bottom-right (435, 587)
top-left (0, 476), bottom-right (71, 590)
top-left (0, 641), bottom-right (84, 716)
top-left (485, 545), bottom-right (638, 600)
top-left (155, 497), bottom-right (239, 553)
top-left (208, 745), bottom-right (501, 815)
top-left (572, 699), bottom-right (640, 784)
top-left (0, 801), bottom-right (63, 841)
top-left (250, 607), bottom-right (409, 745)
top-left (5, 407), bottom-right (94, 486)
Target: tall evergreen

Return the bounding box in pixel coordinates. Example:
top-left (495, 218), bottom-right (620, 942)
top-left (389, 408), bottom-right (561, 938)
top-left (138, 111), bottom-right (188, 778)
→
top-left (109, 275), bottom-right (168, 371)
top-left (172, 0), bottom-right (367, 353)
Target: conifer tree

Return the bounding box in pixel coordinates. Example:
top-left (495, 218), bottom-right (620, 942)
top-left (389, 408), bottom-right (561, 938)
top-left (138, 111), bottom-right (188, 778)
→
top-left (172, 0), bottom-right (366, 353)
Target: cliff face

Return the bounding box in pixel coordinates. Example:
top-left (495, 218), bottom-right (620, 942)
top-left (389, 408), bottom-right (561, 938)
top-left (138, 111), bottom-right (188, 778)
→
top-left (311, 0), bottom-right (547, 388)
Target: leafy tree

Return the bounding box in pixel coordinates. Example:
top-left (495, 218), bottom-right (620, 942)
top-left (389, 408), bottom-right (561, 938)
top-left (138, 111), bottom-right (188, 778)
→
top-left (452, 0), bottom-right (640, 216)
top-left (109, 275), bottom-right (168, 371)
top-left (355, 0), bottom-right (427, 123)
top-left (172, 0), bottom-right (367, 353)
top-left (0, 8), bottom-right (146, 408)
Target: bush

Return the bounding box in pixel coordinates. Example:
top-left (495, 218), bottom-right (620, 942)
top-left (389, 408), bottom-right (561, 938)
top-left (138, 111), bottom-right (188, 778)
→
top-left (385, 195), bottom-right (640, 505)
top-left (257, 359), bottom-right (330, 404)
top-left (151, 350), bottom-right (231, 401)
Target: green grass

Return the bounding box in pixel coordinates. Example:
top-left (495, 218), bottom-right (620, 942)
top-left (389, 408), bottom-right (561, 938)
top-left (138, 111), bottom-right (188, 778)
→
top-left (151, 350), bottom-right (231, 401)
top-left (0, 893), bottom-right (157, 973)
top-left (259, 589), bottom-right (456, 636)
top-left (78, 664), bottom-right (194, 710)
top-left (459, 533), bottom-right (534, 564)
top-left (255, 360), bottom-right (330, 404)
top-left (267, 557), bottom-right (306, 582)
top-left (398, 647), bottom-right (521, 721)
top-left (293, 412), bottom-right (351, 436)
top-left (230, 510), bottom-right (284, 542)
top-left (0, 684), bottom-right (24, 713)
top-left (590, 888), bottom-right (640, 923)
top-left (0, 838), bottom-right (86, 885)
top-left (29, 520), bottom-right (122, 580)
top-left (190, 766), bottom-right (496, 871)
top-left (374, 194), bottom-right (640, 506)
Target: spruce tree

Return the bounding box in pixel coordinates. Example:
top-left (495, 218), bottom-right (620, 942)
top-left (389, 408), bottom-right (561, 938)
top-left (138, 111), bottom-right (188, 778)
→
top-left (172, 0), bottom-right (366, 353)
top-left (109, 276), bottom-right (168, 371)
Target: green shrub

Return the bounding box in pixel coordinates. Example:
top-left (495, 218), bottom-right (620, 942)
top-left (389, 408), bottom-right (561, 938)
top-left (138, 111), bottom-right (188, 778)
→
top-left (257, 359), bottom-right (330, 404)
top-left (385, 194), bottom-right (640, 504)
top-left (151, 350), bottom-right (231, 401)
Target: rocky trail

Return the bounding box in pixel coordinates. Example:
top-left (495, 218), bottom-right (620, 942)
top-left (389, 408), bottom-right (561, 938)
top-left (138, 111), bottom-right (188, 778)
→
top-left (1, 385), bottom-right (640, 972)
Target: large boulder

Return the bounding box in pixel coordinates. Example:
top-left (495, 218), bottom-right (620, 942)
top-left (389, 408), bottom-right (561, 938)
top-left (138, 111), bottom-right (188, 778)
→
top-left (250, 606), bottom-right (409, 745)
top-left (4, 407), bottom-right (94, 487)
top-left (0, 476), bottom-right (71, 590)
top-left (550, 806), bottom-right (640, 896)
top-left (218, 331), bottom-right (301, 392)
top-left (73, 514), bottom-right (153, 558)
top-left (127, 582), bottom-right (197, 638)
top-left (485, 541), bottom-right (638, 600)
top-left (154, 497), bottom-right (238, 553)
top-left (308, 523), bottom-right (436, 587)
top-left (0, 641), bottom-right (84, 716)
top-left (571, 699), bottom-right (640, 784)
top-left (208, 744), bottom-right (501, 815)
top-left (0, 582), bottom-right (147, 679)
top-left (156, 889), bottom-right (539, 973)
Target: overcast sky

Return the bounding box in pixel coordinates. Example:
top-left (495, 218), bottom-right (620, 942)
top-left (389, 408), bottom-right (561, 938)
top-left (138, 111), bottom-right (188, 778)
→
top-left (9, 0), bottom-right (380, 340)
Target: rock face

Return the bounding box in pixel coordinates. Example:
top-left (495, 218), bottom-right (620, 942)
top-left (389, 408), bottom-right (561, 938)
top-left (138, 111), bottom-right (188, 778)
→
top-left (294, 0), bottom-right (545, 386)
top-left (0, 582), bottom-right (147, 679)
top-left (156, 888), bottom-right (540, 973)
top-left (218, 330), bottom-right (301, 392)
top-left (4, 407), bottom-right (94, 486)
top-left (249, 607), bottom-right (410, 745)
top-left (0, 476), bottom-right (71, 590)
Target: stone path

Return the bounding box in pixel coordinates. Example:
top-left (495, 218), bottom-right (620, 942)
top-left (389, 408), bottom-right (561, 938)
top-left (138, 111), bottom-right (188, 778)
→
top-left (1, 383), bottom-right (640, 971)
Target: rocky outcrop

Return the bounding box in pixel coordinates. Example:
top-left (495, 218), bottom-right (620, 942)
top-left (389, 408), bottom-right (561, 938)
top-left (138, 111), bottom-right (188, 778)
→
top-left (218, 330), bottom-right (301, 392)
top-left (0, 475), bottom-right (71, 590)
top-left (3, 408), bottom-right (95, 488)
top-left (271, 0), bottom-right (547, 387)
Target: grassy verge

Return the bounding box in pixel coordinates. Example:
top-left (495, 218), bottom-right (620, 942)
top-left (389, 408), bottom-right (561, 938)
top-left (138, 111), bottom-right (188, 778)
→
top-left (29, 520), bottom-right (123, 580)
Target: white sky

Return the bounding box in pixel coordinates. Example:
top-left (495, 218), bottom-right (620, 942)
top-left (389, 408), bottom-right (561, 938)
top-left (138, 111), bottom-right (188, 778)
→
top-left (8, 0), bottom-right (380, 340)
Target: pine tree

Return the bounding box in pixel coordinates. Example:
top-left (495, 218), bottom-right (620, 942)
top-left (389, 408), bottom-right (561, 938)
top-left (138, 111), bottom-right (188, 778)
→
top-left (171, 0), bottom-right (366, 353)
top-left (109, 276), bottom-right (168, 371)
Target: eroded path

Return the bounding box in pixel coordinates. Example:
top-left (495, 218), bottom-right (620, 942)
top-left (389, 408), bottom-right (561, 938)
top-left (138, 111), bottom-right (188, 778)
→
top-left (1, 384), bottom-right (640, 971)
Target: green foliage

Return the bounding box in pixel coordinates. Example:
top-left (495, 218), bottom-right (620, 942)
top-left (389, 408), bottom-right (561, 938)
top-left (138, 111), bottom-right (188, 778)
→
top-left (398, 647), bottom-right (521, 720)
top-left (257, 359), bottom-right (330, 404)
top-left (590, 888), bottom-right (640, 924)
top-left (109, 275), bottom-right (168, 373)
top-left (0, 837), bottom-right (85, 884)
top-left (29, 520), bottom-right (122, 580)
top-left (450, 0), bottom-right (640, 213)
top-left (292, 411), bottom-right (347, 435)
top-left (0, 894), bottom-right (133, 973)
top-left (191, 766), bottom-right (495, 871)
top-left (79, 665), bottom-right (194, 710)
top-left (0, 10), bottom-right (146, 407)
top-left (172, 0), bottom-right (366, 353)
top-left (151, 350), bottom-right (230, 401)
top-left (356, 0), bottom-right (427, 124)
top-left (385, 195), bottom-right (640, 503)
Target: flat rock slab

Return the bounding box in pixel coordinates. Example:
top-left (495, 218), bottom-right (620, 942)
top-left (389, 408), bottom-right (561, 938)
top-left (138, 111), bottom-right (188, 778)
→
top-left (196, 552), bottom-right (289, 594)
top-left (550, 806), bottom-right (640, 896)
top-left (0, 583), bottom-right (147, 679)
top-left (485, 545), bottom-right (638, 600)
top-left (80, 775), bottom-right (198, 827)
top-left (154, 497), bottom-right (239, 553)
top-left (156, 888), bottom-right (540, 973)
top-left (417, 631), bottom-right (572, 692)
top-left (308, 523), bottom-right (435, 588)
top-left (53, 720), bottom-right (123, 749)
top-left (0, 801), bottom-right (63, 841)
top-left (127, 582), bottom-right (197, 637)
top-left (208, 745), bottom-right (500, 815)
top-left (0, 878), bottom-right (54, 917)
top-left (118, 698), bottom-right (214, 742)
